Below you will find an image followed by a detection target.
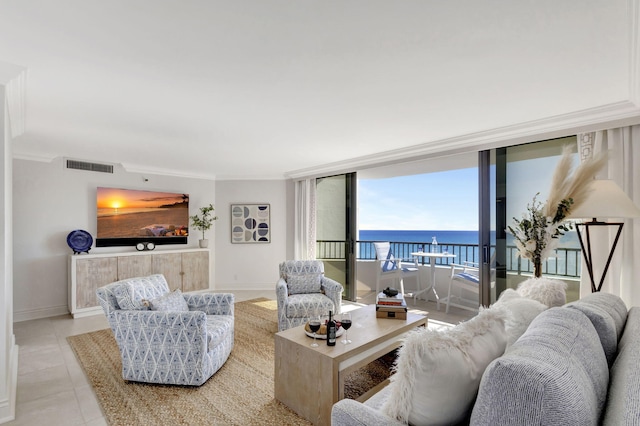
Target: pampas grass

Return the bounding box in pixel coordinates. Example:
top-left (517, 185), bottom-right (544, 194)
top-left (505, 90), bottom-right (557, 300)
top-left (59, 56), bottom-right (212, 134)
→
top-left (543, 145), bottom-right (607, 219)
top-left (508, 144), bottom-right (606, 273)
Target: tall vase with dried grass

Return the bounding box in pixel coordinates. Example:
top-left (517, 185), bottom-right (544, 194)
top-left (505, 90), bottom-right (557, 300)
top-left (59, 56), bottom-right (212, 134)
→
top-left (507, 146), bottom-right (606, 278)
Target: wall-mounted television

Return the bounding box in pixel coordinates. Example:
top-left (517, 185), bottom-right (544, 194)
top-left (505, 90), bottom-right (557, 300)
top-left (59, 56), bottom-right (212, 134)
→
top-left (96, 187), bottom-right (189, 247)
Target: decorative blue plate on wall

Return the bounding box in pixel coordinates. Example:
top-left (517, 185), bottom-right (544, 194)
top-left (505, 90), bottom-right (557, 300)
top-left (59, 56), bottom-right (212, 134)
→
top-left (67, 230), bottom-right (93, 254)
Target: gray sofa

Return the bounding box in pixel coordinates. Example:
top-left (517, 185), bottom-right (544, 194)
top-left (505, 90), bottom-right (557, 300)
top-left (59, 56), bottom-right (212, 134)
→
top-left (331, 292), bottom-right (640, 425)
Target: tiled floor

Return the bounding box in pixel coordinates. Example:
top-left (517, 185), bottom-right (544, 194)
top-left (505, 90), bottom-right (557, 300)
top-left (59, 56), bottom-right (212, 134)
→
top-left (6, 290), bottom-right (475, 425)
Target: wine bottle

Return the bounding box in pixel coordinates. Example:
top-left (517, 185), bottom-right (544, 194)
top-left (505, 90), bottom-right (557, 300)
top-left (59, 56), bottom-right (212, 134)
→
top-left (327, 311), bottom-right (336, 346)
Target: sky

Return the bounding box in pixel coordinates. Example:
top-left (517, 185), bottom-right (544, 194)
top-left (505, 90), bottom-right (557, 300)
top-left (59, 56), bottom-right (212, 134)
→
top-left (96, 187), bottom-right (187, 210)
top-left (357, 153), bottom-right (567, 231)
top-left (358, 168), bottom-right (479, 231)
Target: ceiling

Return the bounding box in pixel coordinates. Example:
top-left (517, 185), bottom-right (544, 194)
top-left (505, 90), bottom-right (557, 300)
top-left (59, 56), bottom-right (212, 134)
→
top-left (1, 1), bottom-right (638, 180)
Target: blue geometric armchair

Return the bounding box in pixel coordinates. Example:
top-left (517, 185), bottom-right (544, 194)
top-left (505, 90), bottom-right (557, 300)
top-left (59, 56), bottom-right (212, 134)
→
top-left (276, 260), bottom-right (343, 332)
top-left (96, 274), bottom-right (234, 386)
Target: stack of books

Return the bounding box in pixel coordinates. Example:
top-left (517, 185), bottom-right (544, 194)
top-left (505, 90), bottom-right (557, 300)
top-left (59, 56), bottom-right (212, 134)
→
top-left (375, 291), bottom-right (407, 319)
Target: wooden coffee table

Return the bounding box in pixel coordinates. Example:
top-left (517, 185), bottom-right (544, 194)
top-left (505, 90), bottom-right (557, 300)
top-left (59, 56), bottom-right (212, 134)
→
top-left (274, 304), bottom-right (427, 425)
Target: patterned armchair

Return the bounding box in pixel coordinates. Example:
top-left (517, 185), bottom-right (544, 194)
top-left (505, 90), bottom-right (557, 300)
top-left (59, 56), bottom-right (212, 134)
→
top-left (276, 260), bottom-right (343, 332)
top-left (96, 274), bottom-right (234, 386)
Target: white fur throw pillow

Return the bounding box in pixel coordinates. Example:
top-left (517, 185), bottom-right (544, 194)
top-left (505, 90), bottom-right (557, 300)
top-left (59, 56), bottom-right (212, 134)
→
top-left (516, 277), bottom-right (567, 308)
top-left (382, 307), bottom-right (508, 425)
top-left (494, 289), bottom-right (548, 349)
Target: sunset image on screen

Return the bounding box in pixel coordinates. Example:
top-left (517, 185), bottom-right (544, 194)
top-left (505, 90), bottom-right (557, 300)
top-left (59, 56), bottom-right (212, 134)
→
top-left (96, 187), bottom-right (189, 239)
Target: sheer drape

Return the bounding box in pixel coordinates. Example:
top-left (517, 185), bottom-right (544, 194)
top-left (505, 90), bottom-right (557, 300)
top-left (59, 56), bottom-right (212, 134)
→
top-left (294, 178), bottom-right (316, 260)
top-left (577, 126), bottom-right (640, 306)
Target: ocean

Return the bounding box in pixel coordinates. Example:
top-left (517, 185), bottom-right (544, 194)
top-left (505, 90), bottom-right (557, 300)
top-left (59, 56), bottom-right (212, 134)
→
top-left (359, 230), bottom-right (480, 245)
top-left (358, 229), bottom-right (581, 248)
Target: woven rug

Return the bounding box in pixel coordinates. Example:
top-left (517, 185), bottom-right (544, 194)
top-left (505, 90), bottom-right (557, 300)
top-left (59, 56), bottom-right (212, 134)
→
top-left (68, 298), bottom-right (395, 425)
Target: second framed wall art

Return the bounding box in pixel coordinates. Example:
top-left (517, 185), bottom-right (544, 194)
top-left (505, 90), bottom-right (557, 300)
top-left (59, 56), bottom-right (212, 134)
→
top-left (231, 203), bottom-right (270, 243)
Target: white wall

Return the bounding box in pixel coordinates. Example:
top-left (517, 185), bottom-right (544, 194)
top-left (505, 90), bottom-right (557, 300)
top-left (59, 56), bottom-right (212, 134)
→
top-left (1, 84), bottom-right (17, 424)
top-left (214, 179), bottom-right (292, 291)
top-left (12, 157), bottom-right (217, 321)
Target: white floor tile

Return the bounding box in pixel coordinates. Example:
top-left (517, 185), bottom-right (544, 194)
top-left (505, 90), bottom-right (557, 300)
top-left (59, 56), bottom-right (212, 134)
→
top-left (16, 364), bottom-right (74, 404)
top-left (17, 344), bottom-right (65, 376)
top-left (6, 390), bottom-right (85, 426)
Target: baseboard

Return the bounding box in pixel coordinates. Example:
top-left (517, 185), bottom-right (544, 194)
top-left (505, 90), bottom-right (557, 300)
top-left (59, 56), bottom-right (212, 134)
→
top-left (13, 305), bottom-right (69, 322)
top-left (0, 343), bottom-right (18, 424)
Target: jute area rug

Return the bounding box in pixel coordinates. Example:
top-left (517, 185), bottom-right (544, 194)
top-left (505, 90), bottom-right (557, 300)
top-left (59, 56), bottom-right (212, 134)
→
top-left (68, 298), bottom-right (395, 425)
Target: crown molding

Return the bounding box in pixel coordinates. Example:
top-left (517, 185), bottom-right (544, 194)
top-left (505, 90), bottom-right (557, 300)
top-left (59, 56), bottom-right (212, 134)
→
top-left (285, 100), bottom-right (640, 180)
top-left (123, 164), bottom-right (287, 182)
top-left (120, 162), bottom-right (218, 181)
top-left (214, 174), bottom-right (287, 181)
top-left (0, 63), bottom-right (27, 139)
top-left (12, 152), bottom-right (55, 163)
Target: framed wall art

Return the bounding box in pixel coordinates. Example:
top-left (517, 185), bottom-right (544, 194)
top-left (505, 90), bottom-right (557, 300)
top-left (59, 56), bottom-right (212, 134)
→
top-left (231, 203), bottom-right (270, 243)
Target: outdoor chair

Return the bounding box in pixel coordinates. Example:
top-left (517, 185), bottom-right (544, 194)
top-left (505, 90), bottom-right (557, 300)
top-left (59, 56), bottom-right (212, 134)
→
top-left (374, 242), bottom-right (420, 297)
top-left (96, 274), bottom-right (234, 386)
top-left (276, 260), bottom-right (343, 331)
top-left (444, 252), bottom-right (495, 313)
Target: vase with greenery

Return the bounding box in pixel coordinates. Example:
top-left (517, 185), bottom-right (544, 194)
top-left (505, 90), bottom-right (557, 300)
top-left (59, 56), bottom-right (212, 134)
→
top-left (190, 204), bottom-right (218, 248)
top-left (507, 146), bottom-right (605, 278)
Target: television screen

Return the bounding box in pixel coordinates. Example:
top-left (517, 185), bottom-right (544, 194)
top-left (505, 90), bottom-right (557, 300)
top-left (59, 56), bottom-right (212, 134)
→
top-left (96, 187), bottom-right (189, 247)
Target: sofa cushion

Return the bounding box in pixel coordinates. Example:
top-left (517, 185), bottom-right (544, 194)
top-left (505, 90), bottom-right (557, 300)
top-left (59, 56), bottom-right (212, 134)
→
top-left (566, 302), bottom-right (618, 366)
top-left (144, 289), bottom-right (190, 312)
top-left (603, 306), bottom-right (640, 425)
top-left (333, 397), bottom-right (405, 426)
top-left (569, 292), bottom-right (628, 341)
top-left (382, 307), bottom-right (507, 425)
top-left (113, 274), bottom-right (169, 310)
top-left (471, 307), bottom-right (609, 426)
top-left (285, 293), bottom-right (334, 318)
top-left (516, 277), bottom-right (567, 307)
top-left (287, 272), bottom-right (323, 295)
top-left (493, 289), bottom-right (548, 349)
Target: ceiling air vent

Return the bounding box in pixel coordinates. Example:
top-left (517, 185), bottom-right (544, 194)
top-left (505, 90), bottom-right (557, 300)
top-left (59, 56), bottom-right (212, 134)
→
top-left (66, 159), bottom-right (114, 174)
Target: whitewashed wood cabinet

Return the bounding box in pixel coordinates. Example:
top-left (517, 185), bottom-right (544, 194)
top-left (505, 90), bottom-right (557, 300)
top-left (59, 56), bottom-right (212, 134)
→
top-left (68, 248), bottom-right (210, 318)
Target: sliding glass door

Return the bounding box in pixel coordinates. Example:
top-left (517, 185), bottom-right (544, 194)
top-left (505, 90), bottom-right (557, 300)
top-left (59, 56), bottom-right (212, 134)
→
top-left (482, 137), bottom-right (581, 304)
top-left (315, 173), bottom-right (357, 301)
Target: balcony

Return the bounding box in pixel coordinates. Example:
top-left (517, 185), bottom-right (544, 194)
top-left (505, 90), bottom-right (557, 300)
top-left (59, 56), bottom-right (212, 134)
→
top-left (318, 240), bottom-right (581, 277)
top-left (317, 239), bottom-right (582, 318)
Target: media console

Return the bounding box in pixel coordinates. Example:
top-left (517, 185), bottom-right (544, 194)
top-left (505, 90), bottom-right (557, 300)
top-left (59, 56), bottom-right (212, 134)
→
top-left (68, 248), bottom-right (210, 318)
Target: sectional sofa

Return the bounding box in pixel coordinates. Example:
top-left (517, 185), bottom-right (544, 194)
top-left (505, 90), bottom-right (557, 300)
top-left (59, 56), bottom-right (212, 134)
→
top-left (331, 281), bottom-right (639, 425)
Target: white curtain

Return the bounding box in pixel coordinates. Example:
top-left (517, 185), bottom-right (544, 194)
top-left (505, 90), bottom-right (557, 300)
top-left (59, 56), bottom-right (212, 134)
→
top-left (294, 178), bottom-right (317, 260)
top-left (577, 126), bottom-right (640, 306)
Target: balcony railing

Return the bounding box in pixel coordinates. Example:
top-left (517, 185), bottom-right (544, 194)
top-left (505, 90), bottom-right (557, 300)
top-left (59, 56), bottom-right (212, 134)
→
top-left (317, 240), bottom-right (582, 278)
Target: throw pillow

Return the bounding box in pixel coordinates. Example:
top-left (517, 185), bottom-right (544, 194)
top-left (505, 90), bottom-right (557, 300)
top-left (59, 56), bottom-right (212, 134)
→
top-left (381, 251), bottom-right (399, 272)
top-left (143, 289), bottom-right (190, 312)
top-left (516, 277), bottom-right (567, 308)
top-left (287, 272), bottom-right (323, 295)
top-left (493, 289), bottom-right (548, 349)
top-left (114, 274), bottom-right (169, 310)
top-left (382, 307), bottom-right (508, 425)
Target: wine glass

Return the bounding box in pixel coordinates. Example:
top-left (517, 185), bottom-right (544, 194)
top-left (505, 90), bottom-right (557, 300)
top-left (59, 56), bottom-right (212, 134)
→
top-left (308, 315), bottom-right (321, 347)
top-left (340, 312), bottom-right (352, 345)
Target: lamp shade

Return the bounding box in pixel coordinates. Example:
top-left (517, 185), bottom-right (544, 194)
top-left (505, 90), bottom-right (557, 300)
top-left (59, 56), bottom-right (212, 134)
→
top-left (569, 180), bottom-right (640, 220)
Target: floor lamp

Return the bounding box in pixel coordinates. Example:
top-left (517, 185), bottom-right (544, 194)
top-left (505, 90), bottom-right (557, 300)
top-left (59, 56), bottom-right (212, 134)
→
top-left (569, 180), bottom-right (640, 293)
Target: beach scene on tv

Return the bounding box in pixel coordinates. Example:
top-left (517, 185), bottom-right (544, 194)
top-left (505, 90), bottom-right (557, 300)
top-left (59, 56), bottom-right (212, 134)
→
top-left (97, 187), bottom-right (189, 239)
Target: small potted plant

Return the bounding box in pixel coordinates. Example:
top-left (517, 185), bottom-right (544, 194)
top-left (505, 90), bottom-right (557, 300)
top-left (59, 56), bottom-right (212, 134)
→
top-left (190, 204), bottom-right (218, 248)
